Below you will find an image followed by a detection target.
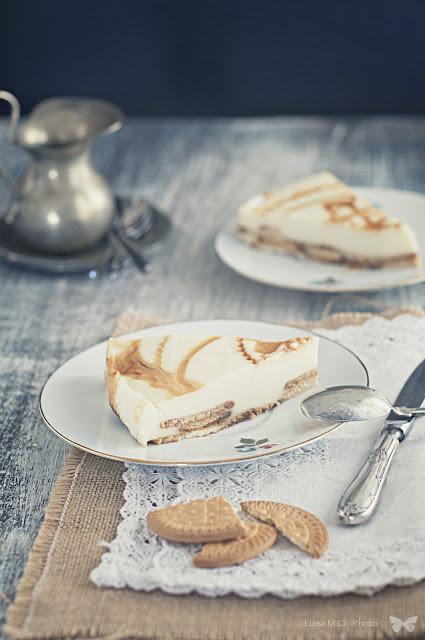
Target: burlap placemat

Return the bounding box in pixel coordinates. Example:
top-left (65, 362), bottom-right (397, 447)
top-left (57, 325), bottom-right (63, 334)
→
top-left (6, 306), bottom-right (425, 640)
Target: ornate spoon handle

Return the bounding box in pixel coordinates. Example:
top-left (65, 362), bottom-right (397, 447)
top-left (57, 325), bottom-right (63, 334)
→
top-left (337, 428), bottom-right (402, 525)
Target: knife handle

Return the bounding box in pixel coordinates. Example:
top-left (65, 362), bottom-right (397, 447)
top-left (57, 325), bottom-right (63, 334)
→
top-left (337, 429), bottom-right (401, 525)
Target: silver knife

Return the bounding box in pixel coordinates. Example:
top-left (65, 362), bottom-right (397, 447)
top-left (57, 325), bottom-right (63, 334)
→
top-left (337, 357), bottom-right (425, 525)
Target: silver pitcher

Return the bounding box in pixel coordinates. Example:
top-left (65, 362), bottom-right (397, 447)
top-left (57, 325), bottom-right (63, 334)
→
top-left (0, 91), bottom-right (124, 254)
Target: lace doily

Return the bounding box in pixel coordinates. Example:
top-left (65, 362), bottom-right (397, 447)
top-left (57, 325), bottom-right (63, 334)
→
top-left (91, 314), bottom-right (425, 598)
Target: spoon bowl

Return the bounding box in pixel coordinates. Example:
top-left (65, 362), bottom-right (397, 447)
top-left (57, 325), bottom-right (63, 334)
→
top-left (301, 385), bottom-right (425, 423)
top-left (118, 196), bottom-right (154, 240)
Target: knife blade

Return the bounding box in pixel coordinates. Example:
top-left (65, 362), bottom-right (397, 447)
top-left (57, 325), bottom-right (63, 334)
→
top-left (337, 357), bottom-right (425, 525)
top-left (388, 357), bottom-right (425, 431)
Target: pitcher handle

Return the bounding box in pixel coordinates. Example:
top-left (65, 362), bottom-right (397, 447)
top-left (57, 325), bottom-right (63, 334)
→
top-left (0, 90), bottom-right (20, 221)
top-left (0, 90), bottom-right (20, 143)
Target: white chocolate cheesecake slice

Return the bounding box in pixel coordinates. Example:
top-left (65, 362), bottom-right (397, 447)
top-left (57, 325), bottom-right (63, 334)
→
top-left (237, 172), bottom-right (420, 269)
top-left (106, 334), bottom-right (319, 446)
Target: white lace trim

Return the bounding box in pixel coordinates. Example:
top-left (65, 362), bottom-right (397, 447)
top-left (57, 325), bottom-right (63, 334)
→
top-left (91, 315), bottom-right (425, 598)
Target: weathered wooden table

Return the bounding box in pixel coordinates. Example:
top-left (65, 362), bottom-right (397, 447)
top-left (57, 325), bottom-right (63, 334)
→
top-left (1, 117), bottom-right (424, 634)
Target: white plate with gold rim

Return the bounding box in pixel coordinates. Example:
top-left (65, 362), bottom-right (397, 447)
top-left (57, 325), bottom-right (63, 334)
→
top-left (40, 319), bottom-right (368, 466)
top-left (215, 187), bottom-right (425, 293)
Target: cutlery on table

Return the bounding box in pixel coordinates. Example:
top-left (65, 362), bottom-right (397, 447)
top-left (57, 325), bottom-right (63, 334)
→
top-left (110, 228), bottom-right (151, 273)
top-left (107, 232), bottom-right (131, 276)
top-left (111, 196), bottom-right (159, 273)
top-left (333, 358), bottom-right (425, 525)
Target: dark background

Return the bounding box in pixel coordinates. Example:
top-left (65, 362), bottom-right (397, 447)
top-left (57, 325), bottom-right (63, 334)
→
top-left (0, 0), bottom-right (424, 116)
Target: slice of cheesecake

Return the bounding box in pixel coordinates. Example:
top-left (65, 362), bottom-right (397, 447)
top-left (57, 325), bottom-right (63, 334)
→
top-left (106, 334), bottom-right (319, 446)
top-left (237, 172), bottom-right (420, 269)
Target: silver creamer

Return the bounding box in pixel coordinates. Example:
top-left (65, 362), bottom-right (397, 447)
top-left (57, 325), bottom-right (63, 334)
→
top-left (0, 91), bottom-right (123, 254)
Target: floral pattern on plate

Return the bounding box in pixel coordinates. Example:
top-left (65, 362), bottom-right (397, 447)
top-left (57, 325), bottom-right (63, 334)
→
top-left (234, 437), bottom-right (278, 453)
top-left (308, 276), bottom-right (342, 286)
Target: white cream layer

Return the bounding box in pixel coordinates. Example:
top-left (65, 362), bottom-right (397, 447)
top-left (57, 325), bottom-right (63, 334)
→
top-left (108, 335), bottom-right (318, 446)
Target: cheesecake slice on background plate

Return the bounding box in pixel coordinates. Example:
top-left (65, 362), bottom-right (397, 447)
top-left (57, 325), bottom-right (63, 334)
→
top-left (106, 334), bottom-right (319, 446)
top-left (237, 172), bottom-right (420, 269)
top-left (215, 176), bottom-right (425, 292)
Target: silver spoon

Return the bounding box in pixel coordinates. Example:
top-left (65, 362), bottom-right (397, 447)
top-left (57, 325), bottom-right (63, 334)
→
top-left (119, 197), bottom-right (154, 240)
top-left (301, 385), bottom-right (425, 423)
top-left (113, 197), bottom-right (153, 272)
top-left (111, 228), bottom-right (151, 273)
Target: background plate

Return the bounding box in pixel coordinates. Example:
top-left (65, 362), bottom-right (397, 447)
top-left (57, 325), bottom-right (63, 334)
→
top-left (215, 187), bottom-right (425, 292)
top-left (40, 319), bottom-right (368, 466)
